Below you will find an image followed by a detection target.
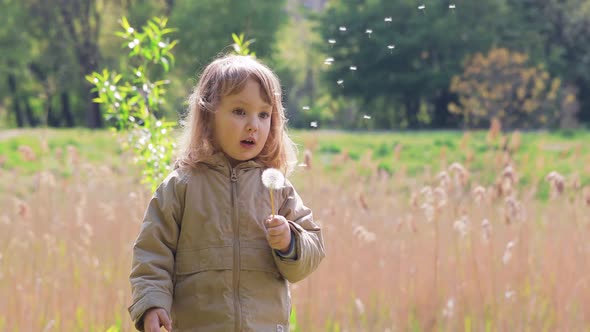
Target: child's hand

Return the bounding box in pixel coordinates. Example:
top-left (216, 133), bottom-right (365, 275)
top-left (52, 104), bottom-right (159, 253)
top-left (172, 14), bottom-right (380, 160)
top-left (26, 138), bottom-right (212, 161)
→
top-left (265, 215), bottom-right (292, 253)
top-left (143, 307), bottom-right (172, 332)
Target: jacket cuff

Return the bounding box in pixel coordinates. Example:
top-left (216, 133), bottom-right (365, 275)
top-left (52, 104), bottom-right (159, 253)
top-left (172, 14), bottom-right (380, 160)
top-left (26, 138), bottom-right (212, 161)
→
top-left (275, 230), bottom-right (297, 259)
top-left (128, 291), bottom-right (172, 331)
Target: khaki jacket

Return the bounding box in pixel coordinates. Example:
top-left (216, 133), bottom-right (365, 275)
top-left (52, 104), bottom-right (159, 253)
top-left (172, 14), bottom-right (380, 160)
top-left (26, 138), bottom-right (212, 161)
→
top-left (128, 153), bottom-right (325, 331)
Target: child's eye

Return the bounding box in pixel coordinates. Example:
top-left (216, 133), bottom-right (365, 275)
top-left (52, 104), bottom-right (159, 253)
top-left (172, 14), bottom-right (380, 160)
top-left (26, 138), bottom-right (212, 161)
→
top-left (232, 108), bottom-right (246, 116)
top-left (259, 112), bottom-right (270, 119)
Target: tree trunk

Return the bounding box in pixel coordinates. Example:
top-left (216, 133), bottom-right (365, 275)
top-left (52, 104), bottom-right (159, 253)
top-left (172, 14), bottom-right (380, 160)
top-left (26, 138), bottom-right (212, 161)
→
top-left (7, 74), bottom-right (24, 127)
top-left (404, 97), bottom-right (420, 129)
top-left (46, 95), bottom-right (60, 127)
top-left (61, 92), bottom-right (75, 127)
top-left (432, 90), bottom-right (459, 129)
top-left (24, 98), bottom-right (39, 127)
top-left (164, 0), bottom-right (175, 16)
top-left (576, 78), bottom-right (590, 124)
top-left (86, 88), bottom-right (102, 128)
top-left (58, 0), bottom-right (103, 128)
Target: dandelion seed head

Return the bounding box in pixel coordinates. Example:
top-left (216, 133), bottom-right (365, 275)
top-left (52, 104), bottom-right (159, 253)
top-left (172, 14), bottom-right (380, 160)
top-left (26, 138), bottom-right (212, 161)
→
top-left (434, 187), bottom-right (447, 208)
top-left (261, 168), bottom-right (285, 190)
top-left (355, 298), bottom-right (365, 315)
top-left (505, 289), bottom-right (515, 300)
top-left (453, 215), bottom-right (468, 237)
top-left (442, 298), bottom-right (454, 317)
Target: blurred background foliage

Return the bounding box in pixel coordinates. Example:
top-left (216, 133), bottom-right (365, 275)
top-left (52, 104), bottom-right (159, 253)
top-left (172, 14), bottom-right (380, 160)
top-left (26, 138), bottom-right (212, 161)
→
top-left (1, 0), bottom-right (590, 131)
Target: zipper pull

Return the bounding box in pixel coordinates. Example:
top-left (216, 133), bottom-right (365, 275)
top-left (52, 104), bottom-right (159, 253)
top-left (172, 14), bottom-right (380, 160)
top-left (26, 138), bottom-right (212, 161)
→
top-left (230, 168), bottom-right (237, 182)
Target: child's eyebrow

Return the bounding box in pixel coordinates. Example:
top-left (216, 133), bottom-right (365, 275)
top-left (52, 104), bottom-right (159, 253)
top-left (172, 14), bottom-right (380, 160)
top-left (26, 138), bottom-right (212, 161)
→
top-left (233, 99), bottom-right (272, 110)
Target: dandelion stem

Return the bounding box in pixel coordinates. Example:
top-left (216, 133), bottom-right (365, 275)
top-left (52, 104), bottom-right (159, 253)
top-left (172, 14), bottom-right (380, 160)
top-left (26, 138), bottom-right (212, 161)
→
top-left (269, 190), bottom-right (275, 216)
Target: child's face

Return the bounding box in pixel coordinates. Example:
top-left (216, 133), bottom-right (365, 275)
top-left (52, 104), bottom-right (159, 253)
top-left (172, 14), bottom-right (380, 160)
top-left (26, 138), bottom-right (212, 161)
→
top-left (213, 78), bottom-right (272, 166)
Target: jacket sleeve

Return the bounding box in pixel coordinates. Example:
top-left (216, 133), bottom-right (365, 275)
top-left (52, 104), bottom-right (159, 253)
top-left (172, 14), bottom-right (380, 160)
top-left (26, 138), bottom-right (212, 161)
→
top-left (128, 170), bottom-right (186, 331)
top-left (273, 179), bottom-right (326, 283)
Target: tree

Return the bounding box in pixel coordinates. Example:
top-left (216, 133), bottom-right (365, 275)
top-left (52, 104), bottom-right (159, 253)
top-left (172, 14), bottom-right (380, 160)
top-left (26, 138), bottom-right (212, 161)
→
top-left (87, 17), bottom-right (178, 191)
top-left (0, 0), bottom-right (34, 127)
top-left (169, 0), bottom-right (287, 72)
top-left (314, 0), bottom-right (512, 129)
top-left (509, 0), bottom-right (590, 125)
top-left (448, 48), bottom-right (576, 129)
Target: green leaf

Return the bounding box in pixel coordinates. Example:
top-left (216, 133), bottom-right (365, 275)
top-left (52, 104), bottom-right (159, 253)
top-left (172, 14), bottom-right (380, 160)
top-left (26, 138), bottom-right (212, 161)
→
top-left (161, 28), bottom-right (177, 35)
top-left (161, 57), bottom-right (169, 72)
top-left (168, 53), bottom-right (175, 66)
top-left (120, 16), bottom-right (131, 31)
top-left (147, 21), bottom-right (160, 34)
top-left (232, 33), bottom-right (241, 44)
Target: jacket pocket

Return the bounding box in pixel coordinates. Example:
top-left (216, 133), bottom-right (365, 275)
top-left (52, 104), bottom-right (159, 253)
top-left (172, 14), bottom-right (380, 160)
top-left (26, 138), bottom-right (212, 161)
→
top-left (174, 246), bottom-right (233, 275)
top-left (240, 246), bottom-right (281, 277)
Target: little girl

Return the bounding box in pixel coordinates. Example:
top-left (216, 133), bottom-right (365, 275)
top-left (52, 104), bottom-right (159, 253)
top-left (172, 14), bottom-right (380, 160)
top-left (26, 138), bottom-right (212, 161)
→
top-left (128, 54), bottom-right (326, 332)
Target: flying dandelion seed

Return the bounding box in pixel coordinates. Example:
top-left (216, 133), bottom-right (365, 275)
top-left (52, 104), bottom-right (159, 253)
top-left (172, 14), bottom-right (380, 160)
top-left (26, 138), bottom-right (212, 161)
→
top-left (302, 106), bottom-right (310, 111)
top-left (350, 66), bottom-right (357, 71)
top-left (127, 27), bottom-right (134, 33)
top-left (365, 29), bottom-right (373, 37)
top-left (363, 115), bottom-right (371, 119)
top-left (328, 39), bottom-right (336, 45)
top-left (310, 121), bottom-right (318, 128)
top-left (384, 17), bottom-right (392, 22)
top-left (418, 4), bottom-right (425, 11)
top-left (337, 79), bottom-right (344, 86)
top-left (387, 44), bottom-right (396, 54)
top-left (449, 4), bottom-right (456, 9)
top-left (339, 26), bottom-right (347, 32)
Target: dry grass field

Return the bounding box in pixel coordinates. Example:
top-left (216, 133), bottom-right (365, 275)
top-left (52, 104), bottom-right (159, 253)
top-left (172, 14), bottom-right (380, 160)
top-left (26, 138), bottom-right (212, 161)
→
top-left (1, 128), bottom-right (589, 331)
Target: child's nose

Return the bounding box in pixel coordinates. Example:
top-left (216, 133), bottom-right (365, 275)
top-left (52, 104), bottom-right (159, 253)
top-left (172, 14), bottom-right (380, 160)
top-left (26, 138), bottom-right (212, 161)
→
top-left (246, 118), bottom-right (259, 132)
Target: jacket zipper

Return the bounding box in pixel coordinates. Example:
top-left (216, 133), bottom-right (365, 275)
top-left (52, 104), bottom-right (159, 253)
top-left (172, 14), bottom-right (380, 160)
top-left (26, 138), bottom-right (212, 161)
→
top-left (230, 167), bottom-right (242, 332)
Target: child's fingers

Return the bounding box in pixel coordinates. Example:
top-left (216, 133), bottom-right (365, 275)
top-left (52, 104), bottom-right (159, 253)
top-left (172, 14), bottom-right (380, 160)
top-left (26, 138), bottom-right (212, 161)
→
top-left (265, 215), bottom-right (286, 228)
top-left (157, 310), bottom-right (172, 331)
top-left (266, 224), bottom-right (288, 236)
top-left (144, 314), bottom-right (160, 332)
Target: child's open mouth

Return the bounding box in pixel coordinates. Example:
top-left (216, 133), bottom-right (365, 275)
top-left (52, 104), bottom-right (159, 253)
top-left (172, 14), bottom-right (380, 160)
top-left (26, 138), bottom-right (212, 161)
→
top-left (240, 139), bottom-right (256, 148)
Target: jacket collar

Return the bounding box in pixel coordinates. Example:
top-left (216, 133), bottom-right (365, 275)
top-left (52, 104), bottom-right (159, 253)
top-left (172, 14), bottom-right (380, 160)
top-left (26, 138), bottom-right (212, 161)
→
top-left (200, 152), bottom-right (263, 172)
